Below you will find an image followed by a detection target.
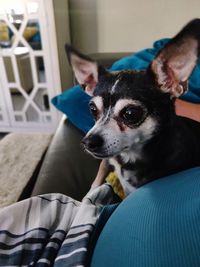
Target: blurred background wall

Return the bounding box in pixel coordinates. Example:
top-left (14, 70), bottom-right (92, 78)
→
top-left (53, 0), bottom-right (200, 90)
top-left (69, 0), bottom-right (200, 54)
top-left (53, 0), bottom-right (72, 89)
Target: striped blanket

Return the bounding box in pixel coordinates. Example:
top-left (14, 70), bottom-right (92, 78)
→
top-left (0, 184), bottom-right (118, 267)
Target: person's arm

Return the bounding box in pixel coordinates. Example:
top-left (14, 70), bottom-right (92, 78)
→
top-left (175, 99), bottom-right (200, 122)
top-left (91, 160), bottom-right (111, 189)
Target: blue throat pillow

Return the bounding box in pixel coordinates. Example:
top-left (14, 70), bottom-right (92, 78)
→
top-left (52, 38), bottom-right (200, 133)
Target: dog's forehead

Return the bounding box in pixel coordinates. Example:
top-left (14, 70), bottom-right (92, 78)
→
top-left (93, 70), bottom-right (150, 107)
top-left (94, 70), bottom-right (146, 97)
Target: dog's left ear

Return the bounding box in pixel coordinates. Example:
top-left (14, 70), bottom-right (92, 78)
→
top-left (150, 19), bottom-right (200, 97)
top-left (65, 44), bottom-right (98, 95)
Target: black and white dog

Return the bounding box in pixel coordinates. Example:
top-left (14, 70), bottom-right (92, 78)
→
top-left (66, 19), bottom-right (200, 196)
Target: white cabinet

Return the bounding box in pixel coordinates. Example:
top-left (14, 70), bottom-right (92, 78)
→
top-left (0, 0), bottom-right (61, 132)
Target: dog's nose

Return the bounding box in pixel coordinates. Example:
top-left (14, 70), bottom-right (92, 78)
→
top-left (82, 134), bottom-right (104, 152)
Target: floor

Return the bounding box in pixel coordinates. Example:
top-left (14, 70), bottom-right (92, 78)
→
top-left (0, 133), bottom-right (8, 140)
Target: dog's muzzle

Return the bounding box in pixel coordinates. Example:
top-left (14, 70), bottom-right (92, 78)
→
top-left (82, 134), bottom-right (104, 154)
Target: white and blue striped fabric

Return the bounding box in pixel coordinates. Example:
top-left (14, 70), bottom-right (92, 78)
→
top-left (0, 184), bottom-right (117, 267)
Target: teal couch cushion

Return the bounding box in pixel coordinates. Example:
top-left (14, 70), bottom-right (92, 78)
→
top-left (90, 167), bottom-right (200, 267)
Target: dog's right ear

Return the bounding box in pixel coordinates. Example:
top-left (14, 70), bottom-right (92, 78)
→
top-left (65, 44), bottom-right (99, 96)
top-left (150, 19), bottom-right (200, 98)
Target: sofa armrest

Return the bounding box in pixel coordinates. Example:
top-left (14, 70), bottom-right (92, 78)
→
top-left (31, 118), bottom-right (100, 200)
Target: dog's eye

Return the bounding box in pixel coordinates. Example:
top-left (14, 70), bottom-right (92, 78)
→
top-left (120, 105), bottom-right (144, 126)
top-left (89, 102), bottom-right (98, 119)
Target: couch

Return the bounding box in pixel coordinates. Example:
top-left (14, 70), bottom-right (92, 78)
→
top-left (31, 118), bottom-right (100, 200)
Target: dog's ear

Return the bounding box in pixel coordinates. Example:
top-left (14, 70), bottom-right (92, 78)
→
top-left (150, 19), bottom-right (200, 97)
top-left (65, 44), bottom-right (98, 95)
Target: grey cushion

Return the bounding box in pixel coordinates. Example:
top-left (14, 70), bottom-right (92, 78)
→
top-left (31, 119), bottom-right (100, 200)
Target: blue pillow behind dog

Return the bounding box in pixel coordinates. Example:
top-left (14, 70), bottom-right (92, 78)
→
top-left (51, 85), bottom-right (95, 133)
top-left (52, 38), bottom-right (200, 133)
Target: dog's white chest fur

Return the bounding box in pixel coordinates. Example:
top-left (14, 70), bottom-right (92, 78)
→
top-left (109, 158), bottom-right (137, 196)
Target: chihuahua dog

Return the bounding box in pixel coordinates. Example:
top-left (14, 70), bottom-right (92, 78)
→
top-left (66, 19), bottom-right (200, 196)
